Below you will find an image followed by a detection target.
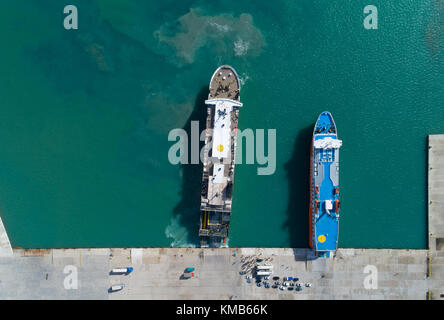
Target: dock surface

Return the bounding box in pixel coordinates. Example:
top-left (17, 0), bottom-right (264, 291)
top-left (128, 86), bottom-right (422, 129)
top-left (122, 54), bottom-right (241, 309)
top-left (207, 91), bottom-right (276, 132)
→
top-left (429, 135), bottom-right (444, 250)
top-left (0, 216), bottom-right (12, 257)
top-left (0, 247), bottom-right (443, 300)
top-left (427, 135), bottom-right (444, 299)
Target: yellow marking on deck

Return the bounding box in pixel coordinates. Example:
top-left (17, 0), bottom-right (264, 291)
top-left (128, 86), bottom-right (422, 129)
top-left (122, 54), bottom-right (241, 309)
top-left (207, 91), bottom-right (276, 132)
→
top-left (318, 235), bottom-right (326, 243)
top-left (207, 213), bottom-right (223, 226)
top-left (201, 211), bottom-right (208, 229)
top-left (217, 144), bottom-right (224, 152)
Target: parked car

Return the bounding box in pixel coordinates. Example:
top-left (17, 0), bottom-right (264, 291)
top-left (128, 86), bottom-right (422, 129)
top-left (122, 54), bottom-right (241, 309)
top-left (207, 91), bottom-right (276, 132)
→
top-left (109, 284), bottom-right (125, 292)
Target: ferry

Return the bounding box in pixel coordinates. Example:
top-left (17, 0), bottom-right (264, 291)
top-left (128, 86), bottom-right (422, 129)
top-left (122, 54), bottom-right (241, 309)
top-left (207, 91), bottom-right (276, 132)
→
top-left (199, 65), bottom-right (243, 248)
top-left (309, 111), bottom-right (342, 257)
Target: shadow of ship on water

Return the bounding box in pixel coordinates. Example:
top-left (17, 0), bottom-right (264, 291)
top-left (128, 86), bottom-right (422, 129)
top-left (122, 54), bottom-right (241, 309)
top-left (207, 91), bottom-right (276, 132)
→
top-left (284, 125), bottom-right (313, 250)
top-left (173, 104), bottom-right (315, 250)
top-left (172, 86), bottom-right (208, 247)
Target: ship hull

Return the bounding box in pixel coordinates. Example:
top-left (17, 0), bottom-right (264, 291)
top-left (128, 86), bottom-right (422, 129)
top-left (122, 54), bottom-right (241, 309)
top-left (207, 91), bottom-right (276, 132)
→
top-left (199, 65), bottom-right (243, 248)
top-left (309, 111), bottom-right (342, 257)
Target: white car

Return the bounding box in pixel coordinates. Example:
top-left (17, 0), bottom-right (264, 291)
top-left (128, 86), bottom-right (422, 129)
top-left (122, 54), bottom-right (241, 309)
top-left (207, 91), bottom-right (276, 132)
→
top-left (110, 284), bottom-right (124, 292)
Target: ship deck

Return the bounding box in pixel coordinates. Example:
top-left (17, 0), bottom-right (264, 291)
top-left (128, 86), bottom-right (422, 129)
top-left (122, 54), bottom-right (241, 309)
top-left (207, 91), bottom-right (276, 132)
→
top-left (199, 66), bottom-right (243, 247)
top-left (208, 66), bottom-right (240, 100)
top-left (312, 112), bottom-right (341, 254)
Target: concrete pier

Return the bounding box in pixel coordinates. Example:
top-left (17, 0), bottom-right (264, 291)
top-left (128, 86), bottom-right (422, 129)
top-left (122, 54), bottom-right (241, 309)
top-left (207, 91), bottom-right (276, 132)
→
top-left (427, 135), bottom-right (444, 299)
top-left (0, 216), bottom-right (12, 257)
top-left (429, 135), bottom-right (444, 251)
top-left (0, 247), bottom-right (443, 300)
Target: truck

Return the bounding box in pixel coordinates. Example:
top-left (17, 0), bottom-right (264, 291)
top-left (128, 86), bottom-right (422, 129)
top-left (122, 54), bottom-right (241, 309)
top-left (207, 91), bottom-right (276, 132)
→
top-left (111, 267), bottom-right (133, 274)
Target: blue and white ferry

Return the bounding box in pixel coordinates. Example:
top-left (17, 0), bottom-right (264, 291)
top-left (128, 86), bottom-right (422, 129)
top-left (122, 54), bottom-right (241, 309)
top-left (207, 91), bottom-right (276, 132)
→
top-left (309, 111), bottom-right (342, 257)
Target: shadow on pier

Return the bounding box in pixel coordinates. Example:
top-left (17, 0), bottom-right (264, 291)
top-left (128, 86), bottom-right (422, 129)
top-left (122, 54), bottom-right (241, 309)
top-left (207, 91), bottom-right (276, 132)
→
top-left (284, 125), bottom-right (313, 253)
top-left (172, 86), bottom-right (208, 247)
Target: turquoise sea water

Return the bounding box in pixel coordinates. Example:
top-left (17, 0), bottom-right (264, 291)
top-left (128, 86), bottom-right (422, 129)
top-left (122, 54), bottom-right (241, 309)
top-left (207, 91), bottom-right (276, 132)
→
top-left (0, 1), bottom-right (443, 248)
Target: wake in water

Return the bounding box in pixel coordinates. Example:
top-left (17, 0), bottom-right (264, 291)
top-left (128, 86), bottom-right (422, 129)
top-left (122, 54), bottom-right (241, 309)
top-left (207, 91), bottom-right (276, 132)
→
top-left (234, 38), bottom-right (250, 56)
top-left (239, 72), bottom-right (250, 86)
top-left (154, 8), bottom-right (266, 66)
top-left (165, 217), bottom-right (197, 248)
